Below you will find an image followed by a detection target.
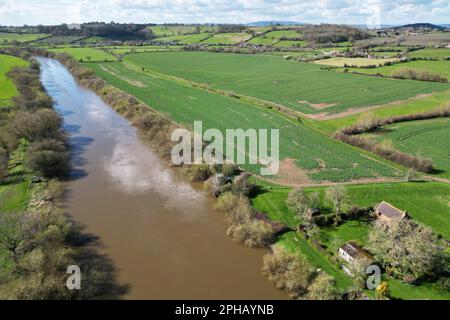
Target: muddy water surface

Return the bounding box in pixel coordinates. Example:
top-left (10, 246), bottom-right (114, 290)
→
top-left (37, 57), bottom-right (285, 299)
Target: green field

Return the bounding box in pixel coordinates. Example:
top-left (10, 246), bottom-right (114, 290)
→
top-left (150, 25), bottom-right (214, 37)
top-left (154, 33), bottom-right (212, 44)
top-left (87, 61), bottom-right (403, 182)
top-left (371, 51), bottom-right (401, 58)
top-left (361, 118), bottom-right (450, 178)
top-left (36, 35), bottom-right (85, 44)
top-left (343, 60), bottom-right (450, 81)
top-left (407, 48), bottom-right (450, 60)
top-left (272, 40), bottom-right (305, 48)
top-left (346, 182), bottom-right (450, 239)
top-left (264, 30), bottom-right (302, 39)
top-left (0, 32), bottom-right (48, 43)
top-left (123, 51), bottom-right (448, 115)
top-left (108, 47), bottom-right (178, 54)
top-left (48, 47), bottom-right (117, 62)
top-left (0, 54), bottom-right (29, 106)
top-left (200, 33), bottom-right (251, 45)
top-left (310, 89), bottom-right (450, 134)
top-left (247, 36), bottom-right (279, 45)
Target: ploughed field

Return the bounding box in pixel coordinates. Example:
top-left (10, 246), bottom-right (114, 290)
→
top-left (123, 51), bottom-right (448, 115)
top-left (87, 61), bottom-right (403, 182)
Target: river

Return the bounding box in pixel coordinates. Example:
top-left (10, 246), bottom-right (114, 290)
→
top-left (36, 57), bottom-right (285, 299)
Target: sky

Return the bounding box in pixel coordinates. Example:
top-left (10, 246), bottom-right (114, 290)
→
top-left (0, 0), bottom-right (449, 26)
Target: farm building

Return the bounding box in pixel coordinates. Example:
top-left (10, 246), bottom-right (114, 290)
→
top-left (375, 201), bottom-right (410, 224)
top-left (339, 241), bottom-right (369, 263)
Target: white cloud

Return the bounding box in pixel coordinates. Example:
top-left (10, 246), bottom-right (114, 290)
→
top-left (0, 0), bottom-right (448, 26)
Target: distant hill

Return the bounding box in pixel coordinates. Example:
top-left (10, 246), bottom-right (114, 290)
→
top-left (394, 23), bottom-right (446, 31)
top-left (245, 21), bottom-right (305, 27)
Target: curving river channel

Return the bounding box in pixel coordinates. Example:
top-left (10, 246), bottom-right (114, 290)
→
top-left (37, 57), bottom-right (286, 299)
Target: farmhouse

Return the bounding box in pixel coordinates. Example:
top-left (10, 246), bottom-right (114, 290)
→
top-left (375, 201), bottom-right (410, 224)
top-left (339, 241), bottom-right (369, 263)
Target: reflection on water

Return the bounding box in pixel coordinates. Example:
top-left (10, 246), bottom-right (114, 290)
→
top-left (37, 57), bottom-right (286, 299)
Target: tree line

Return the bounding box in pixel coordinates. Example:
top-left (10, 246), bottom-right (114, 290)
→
top-left (0, 47), bottom-right (127, 299)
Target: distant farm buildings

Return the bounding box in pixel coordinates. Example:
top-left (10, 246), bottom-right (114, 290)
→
top-left (375, 201), bottom-right (410, 224)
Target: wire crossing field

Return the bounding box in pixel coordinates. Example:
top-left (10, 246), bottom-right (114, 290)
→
top-left (124, 52), bottom-right (448, 115)
top-left (87, 61), bottom-right (402, 182)
top-left (48, 47), bottom-right (117, 62)
top-left (0, 54), bottom-right (29, 106)
top-left (361, 118), bottom-right (450, 179)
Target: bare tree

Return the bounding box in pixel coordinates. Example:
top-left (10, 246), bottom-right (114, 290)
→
top-left (0, 212), bottom-right (33, 260)
top-left (326, 185), bottom-right (348, 215)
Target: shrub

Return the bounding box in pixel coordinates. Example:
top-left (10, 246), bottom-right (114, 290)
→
top-left (227, 219), bottom-right (274, 247)
top-left (406, 169), bottom-right (420, 182)
top-left (221, 164), bottom-right (240, 176)
top-left (11, 109), bottom-right (63, 142)
top-left (262, 249), bottom-right (314, 299)
top-left (185, 164), bottom-right (213, 182)
top-left (0, 147), bottom-right (9, 181)
top-left (306, 272), bottom-right (340, 300)
top-left (392, 68), bottom-right (447, 83)
top-left (224, 194), bottom-right (255, 225)
top-left (376, 281), bottom-right (391, 300)
top-left (346, 205), bottom-right (372, 220)
top-left (215, 192), bottom-right (239, 213)
top-left (231, 173), bottom-right (255, 196)
top-left (26, 139), bottom-right (69, 178)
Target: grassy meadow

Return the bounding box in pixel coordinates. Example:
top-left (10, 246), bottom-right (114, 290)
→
top-left (361, 118), bottom-right (450, 178)
top-left (200, 33), bottom-right (252, 45)
top-left (0, 54), bottom-right (29, 106)
top-left (124, 51), bottom-right (448, 115)
top-left (48, 47), bottom-right (117, 62)
top-left (407, 48), bottom-right (450, 60)
top-left (311, 89), bottom-right (450, 134)
top-left (0, 32), bottom-right (48, 43)
top-left (343, 60), bottom-right (450, 81)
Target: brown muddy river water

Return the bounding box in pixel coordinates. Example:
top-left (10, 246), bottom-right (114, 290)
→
top-left (37, 57), bottom-right (285, 299)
